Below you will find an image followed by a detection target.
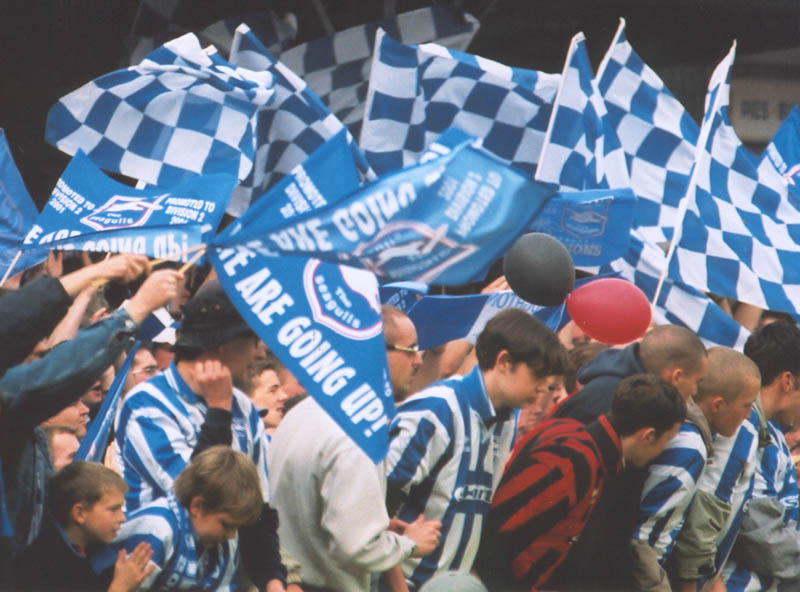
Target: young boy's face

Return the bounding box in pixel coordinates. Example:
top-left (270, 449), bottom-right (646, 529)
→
top-left (81, 489), bottom-right (126, 545)
top-left (190, 507), bottom-right (245, 548)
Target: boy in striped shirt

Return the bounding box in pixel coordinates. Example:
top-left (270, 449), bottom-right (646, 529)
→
top-left (384, 308), bottom-right (567, 589)
top-left (94, 446), bottom-right (263, 591)
top-left (631, 347), bottom-right (761, 591)
top-left (475, 374), bottom-right (686, 590)
top-left (115, 281), bottom-right (286, 590)
top-left (723, 321), bottom-right (800, 591)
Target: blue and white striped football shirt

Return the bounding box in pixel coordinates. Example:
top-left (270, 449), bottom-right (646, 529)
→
top-left (93, 493), bottom-right (240, 590)
top-left (692, 406), bottom-right (762, 578)
top-left (634, 421), bottom-right (708, 559)
top-left (116, 363), bottom-right (269, 512)
top-left (723, 420), bottom-right (799, 592)
top-left (385, 365), bottom-right (517, 588)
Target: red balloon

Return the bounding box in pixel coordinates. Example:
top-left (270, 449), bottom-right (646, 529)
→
top-left (566, 278), bottom-right (652, 345)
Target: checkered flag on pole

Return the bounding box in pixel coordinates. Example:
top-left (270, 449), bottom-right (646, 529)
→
top-left (280, 5), bottom-right (480, 140)
top-left (667, 42), bottom-right (800, 315)
top-left (224, 24), bottom-right (374, 215)
top-left (593, 227), bottom-right (750, 348)
top-left (46, 32), bottom-right (275, 194)
top-left (596, 18), bottom-right (699, 244)
top-left (560, 28), bottom-right (749, 349)
top-left (360, 28), bottom-right (560, 176)
top-left (534, 32), bottom-right (630, 192)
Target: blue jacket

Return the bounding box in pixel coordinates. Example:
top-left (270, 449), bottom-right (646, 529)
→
top-left (551, 343), bottom-right (645, 424)
top-left (0, 308), bottom-right (139, 558)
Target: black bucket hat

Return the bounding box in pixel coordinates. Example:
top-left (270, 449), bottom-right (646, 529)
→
top-left (174, 280), bottom-right (253, 353)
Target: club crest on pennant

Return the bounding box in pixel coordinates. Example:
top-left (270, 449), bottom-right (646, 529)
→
top-left (354, 221), bottom-right (476, 283)
top-left (81, 194), bottom-right (166, 231)
top-left (560, 201), bottom-right (609, 239)
top-left (303, 260), bottom-right (383, 340)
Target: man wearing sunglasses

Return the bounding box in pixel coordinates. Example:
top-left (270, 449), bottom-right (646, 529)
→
top-left (383, 306), bottom-right (423, 403)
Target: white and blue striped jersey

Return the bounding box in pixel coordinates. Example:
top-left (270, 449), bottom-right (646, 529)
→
top-left (385, 366), bottom-right (517, 589)
top-left (695, 406), bottom-right (761, 574)
top-left (92, 494), bottom-right (240, 590)
top-left (634, 421), bottom-right (707, 559)
top-left (723, 420), bottom-right (799, 592)
top-left (754, 421), bottom-right (799, 519)
top-left (116, 363), bottom-right (269, 512)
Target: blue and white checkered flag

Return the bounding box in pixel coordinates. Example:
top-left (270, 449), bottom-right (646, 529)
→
top-left (574, 31), bottom-right (748, 349)
top-left (46, 32), bottom-right (275, 196)
top-left (535, 32), bottom-right (630, 192)
top-left (280, 5), bottom-right (480, 140)
top-left (361, 29), bottom-right (560, 176)
top-left (668, 42), bottom-right (800, 314)
top-left (223, 24), bottom-right (374, 215)
top-left (597, 18), bottom-right (699, 244)
top-left (655, 280), bottom-right (750, 350)
top-left (759, 104), bottom-right (800, 200)
top-left (198, 10), bottom-right (298, 60)
top-left (590, 227), bottom-right (750, 349)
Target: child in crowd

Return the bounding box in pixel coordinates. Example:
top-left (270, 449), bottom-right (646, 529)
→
top-left (13, 461), bottom-right (154, 591)
top-left (94, 445), bottom-right (264, 591)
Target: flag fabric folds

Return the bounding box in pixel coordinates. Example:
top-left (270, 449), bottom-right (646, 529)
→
top-left (0, 129), bottom-right (46, 278)
top-left (407, 291), bottom-right (564, 350)
top-left (534, 32), bottom-right (629, 192)
top-left (213, 132), bottom-right (554, 286)
top-left (46, 33), bottom-right (275, 195)
top-left (758, 105), bottom-right (800, 196)
top-left (280, 5), bottom-right (480, 139)
top-left (209, 133), bottom-right (394, 463)
top-left (21, 150), bottom-right (234, 260)
top-left (597, 18), bottom-right (699, 244)
top-left (667, 43), bottom-right (800, 314)
top-left (361, 29), bottom-right (559, 176)
top-left (224, 24), bottom-right (374, 215)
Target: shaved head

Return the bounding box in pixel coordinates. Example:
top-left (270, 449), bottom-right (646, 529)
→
top-left (640, 325), bottom-right (707, 376)
top-left (696, 347), bottom-right (761, 403)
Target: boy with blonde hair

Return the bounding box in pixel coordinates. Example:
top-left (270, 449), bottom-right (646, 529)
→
top-left (95, 446), bottom-right (264, 591)
top-left (14, 461), bottom-right (154, 591)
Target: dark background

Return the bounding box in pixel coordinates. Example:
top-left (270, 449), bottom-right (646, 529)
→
top-left (2, 0), bottom-right (799, 207)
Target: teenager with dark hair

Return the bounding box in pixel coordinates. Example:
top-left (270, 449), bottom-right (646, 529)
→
top-left (384, 308), bottom-right (568, 589)
top-left (475, 374), bottom-right (685, 590)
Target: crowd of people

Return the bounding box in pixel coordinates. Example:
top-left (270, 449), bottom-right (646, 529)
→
top-left (2, 250), bottom-right (800, 592)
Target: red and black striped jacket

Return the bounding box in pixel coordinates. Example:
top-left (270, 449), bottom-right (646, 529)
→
top-left (474, 415), bottom-right (623, 591)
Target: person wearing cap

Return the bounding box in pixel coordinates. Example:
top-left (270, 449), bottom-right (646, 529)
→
top-left (115, 280), bottom-right (287, 591)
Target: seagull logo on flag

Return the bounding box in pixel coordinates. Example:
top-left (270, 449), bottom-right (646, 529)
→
top-left (355, 222), bottom-right (477, 283)
top-left (303, 260), bottom-right (383, 340)
top-left (81, 194), bottom-right (166, 231)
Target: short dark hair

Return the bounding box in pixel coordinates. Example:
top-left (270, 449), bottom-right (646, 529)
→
top-left (475, 308), bottom-right (567, 376)
top-left (607, 374), bottom-right (686, 438)
top-left (744, 321), bottom-right (800, 385)
top-left (49, 461), bottom-right (127, 526)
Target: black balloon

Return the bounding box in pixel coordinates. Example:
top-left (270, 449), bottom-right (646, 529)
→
top-left (503, 233), bottom-right (575, 306)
